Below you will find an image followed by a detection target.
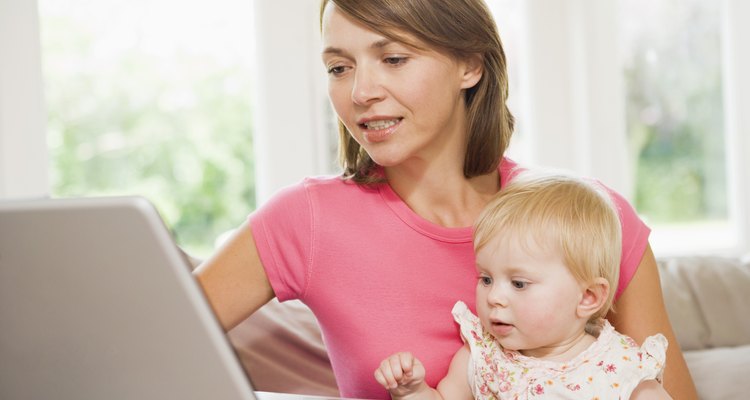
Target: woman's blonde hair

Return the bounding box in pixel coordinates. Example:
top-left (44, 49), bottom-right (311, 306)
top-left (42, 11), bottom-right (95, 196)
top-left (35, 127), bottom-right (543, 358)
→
top-left (473, 171), bottom-right (622, 324)
top-left (320, 0), bottom-right (515, 184)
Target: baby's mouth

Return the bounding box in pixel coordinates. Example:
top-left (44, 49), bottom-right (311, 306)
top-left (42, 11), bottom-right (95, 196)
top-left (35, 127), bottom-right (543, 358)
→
top-left (489, 319), bottom-right (514, 335)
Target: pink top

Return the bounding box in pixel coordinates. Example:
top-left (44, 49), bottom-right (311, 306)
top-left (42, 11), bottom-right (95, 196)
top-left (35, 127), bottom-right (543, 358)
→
top-left (249, 158), bottom-right (651, 399)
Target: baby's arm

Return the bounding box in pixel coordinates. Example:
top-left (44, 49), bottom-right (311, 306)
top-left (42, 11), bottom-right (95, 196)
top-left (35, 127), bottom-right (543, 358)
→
top-left (630, 379), bottom-right (673, 400)
top-left (374, 345), bottom-right (473, 400)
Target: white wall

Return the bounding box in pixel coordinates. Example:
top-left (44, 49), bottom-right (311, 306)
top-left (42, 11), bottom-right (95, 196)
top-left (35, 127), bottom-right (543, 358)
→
top-left (251, 0), bottom-right (333, 205)
top-left (520, 0), bottom-right (631, 197)
top-left (0, 0), bottom-right (49, 199)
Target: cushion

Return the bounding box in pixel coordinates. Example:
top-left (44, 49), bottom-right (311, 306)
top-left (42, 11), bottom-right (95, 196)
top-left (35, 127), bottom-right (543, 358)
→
top-left (684, 344), bottom-right (750, 400)
top-left (227, 299), bottom-right (340, 396)
top-left (657, 256), bottom-right (750, 350)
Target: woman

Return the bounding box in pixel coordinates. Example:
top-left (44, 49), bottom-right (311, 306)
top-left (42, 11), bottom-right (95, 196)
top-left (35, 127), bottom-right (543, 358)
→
top-left (195, 0), bottom-right (698, 398)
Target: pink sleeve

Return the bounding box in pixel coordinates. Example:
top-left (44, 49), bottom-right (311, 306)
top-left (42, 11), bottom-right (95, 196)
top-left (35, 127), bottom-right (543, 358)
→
top-left (602, 185), bottom-right (651, 299)
top-left (248, 181), bottom-right (313, 302)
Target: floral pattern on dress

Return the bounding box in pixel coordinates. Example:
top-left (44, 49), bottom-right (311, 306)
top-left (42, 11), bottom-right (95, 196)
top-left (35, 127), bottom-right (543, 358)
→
top-left (452, 301), bottom-right (668, 399)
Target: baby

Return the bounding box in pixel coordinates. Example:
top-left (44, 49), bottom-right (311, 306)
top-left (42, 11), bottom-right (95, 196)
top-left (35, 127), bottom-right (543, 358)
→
top-left (375, 172), bottom-right (671, 399)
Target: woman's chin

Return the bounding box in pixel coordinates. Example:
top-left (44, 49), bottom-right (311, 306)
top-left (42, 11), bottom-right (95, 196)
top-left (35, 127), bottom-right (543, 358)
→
top-left (366, 152), bottom-right (407, 169)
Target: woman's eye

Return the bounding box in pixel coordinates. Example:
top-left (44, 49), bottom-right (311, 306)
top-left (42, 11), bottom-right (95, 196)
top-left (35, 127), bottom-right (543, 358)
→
top-left (480, 276), bottom-right (492, 286)
top-left (383, 56), bottom-right (407, 66)
top-left (327, 65), bottom-right (347, 76)
top-left (511, 280), bottom-right (527, 289)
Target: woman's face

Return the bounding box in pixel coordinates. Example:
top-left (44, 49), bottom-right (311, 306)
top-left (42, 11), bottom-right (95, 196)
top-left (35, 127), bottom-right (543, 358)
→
top-left (320, 3), bottom-right (482, 170)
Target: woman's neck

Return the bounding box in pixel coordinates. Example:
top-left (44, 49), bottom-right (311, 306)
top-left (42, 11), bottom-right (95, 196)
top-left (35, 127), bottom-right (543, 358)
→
top-left (385, 161), bottom-right (500, 228)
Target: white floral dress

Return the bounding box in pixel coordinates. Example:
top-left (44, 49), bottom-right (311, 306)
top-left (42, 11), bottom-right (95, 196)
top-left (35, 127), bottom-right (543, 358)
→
top-left (452, 301), bottom-right (667, 399)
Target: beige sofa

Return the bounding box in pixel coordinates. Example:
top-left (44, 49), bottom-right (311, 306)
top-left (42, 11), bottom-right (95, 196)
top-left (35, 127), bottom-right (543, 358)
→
top-left (658, 255), bottom-right (750, 400)
top-left (218, 255), bottom-right (750, 399)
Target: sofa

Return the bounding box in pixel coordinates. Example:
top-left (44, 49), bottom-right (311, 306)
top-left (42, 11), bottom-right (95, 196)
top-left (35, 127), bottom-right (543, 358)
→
top-left (658, 255), bottom-right (750, 400)
top-left (214, 255), bottom-right (750, 400)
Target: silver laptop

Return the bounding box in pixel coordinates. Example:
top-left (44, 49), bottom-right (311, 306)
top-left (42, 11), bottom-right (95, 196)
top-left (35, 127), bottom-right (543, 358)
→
top-left (0, 196), bottom-right (348, 400)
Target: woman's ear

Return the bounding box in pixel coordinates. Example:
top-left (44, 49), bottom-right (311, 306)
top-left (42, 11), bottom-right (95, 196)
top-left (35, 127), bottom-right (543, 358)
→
top-left (460, 53), bottom-right (483, 90)
top-left (577, 278), bottom-right (610, 319)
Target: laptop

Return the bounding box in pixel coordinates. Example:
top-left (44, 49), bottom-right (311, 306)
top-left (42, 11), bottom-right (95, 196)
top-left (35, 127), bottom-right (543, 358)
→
top-left (0, 196), bottom-right (350, 400)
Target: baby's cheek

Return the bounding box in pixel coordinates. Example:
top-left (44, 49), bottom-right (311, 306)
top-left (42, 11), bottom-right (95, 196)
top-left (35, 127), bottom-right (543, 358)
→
top-left (524, 303), bottom-right (567, 329)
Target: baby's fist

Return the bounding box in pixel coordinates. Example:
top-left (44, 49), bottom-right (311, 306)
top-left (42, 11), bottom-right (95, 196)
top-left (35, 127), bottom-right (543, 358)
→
top-left (374, 352), bottom-right (427, 397)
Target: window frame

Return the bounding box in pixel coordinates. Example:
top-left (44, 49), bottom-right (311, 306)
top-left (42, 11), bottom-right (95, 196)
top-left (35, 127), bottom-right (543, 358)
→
top-left (720, 0), bottom-right (750, 257)
top-left (0, 0), bottom-right (49, 199)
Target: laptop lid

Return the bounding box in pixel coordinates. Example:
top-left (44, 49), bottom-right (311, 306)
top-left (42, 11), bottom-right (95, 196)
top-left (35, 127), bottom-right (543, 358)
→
top-left (0, 196), bottom-right (258, 400)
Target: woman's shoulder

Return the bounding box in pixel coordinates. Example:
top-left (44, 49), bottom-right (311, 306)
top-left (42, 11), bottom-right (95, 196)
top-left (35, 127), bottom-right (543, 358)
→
top-left (256, 174), bottom-right (383, 216)
top-left (265, 174), bottom-right (374, 198)
top-left (500, 158), bottom-right (642, 228)
top-left (498, 157), bottom-right (522, 182)
top-left (300, 174), bottom-right (382, 200)
top-left (302, 174), bottom-right (358, 189)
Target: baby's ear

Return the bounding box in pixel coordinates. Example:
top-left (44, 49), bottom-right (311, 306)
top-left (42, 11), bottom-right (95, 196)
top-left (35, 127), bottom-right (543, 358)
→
top-left (577, 278), bottom-right (610, 319)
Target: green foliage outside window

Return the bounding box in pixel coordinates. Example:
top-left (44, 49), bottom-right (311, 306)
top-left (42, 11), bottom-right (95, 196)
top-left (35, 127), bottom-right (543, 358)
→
top-left (41, 3), bottom-right (255, 258)
top-left (622, 0), bottom-right (727, 224)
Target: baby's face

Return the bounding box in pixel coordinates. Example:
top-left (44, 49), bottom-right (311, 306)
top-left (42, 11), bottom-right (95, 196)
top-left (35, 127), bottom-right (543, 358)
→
top-left (474, 233), bottom-right (588, 358)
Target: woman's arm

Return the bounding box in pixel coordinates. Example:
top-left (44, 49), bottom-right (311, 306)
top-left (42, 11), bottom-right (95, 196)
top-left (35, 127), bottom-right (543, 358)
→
top-left (607, 243), bottom-right (698, 399)
top-left (194, 219), bottom-right (275, 331)
top-left (630, 379), bottom-right (673, 400)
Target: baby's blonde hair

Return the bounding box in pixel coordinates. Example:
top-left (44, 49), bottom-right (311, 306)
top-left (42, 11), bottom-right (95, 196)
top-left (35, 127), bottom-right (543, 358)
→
top-left (474, 170), bottom-right (622, 325)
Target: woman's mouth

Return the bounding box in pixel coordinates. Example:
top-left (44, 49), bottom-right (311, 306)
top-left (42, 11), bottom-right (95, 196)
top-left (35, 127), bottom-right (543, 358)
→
top-left (361, 118), bottom-right (400, 130)
top-left (359, 118), bottom-right (402, 143)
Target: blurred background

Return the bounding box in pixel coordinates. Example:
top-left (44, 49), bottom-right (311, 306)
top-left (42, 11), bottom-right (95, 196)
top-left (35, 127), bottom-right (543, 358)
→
top-left (1, 0), bottom-right (748, 259)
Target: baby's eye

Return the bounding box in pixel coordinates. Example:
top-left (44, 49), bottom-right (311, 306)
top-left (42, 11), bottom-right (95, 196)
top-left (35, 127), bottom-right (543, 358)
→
top-left (511, 280), bottom-right (527, 289)
top-left (479, 276), bottom-right (493, 286)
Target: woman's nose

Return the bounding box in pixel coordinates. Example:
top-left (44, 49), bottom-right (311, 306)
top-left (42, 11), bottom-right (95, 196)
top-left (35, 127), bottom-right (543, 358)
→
top-left (351, 65), bottom-right (384, 105)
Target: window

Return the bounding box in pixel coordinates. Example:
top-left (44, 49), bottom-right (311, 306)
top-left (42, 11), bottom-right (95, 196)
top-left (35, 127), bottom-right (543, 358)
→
top-left (619, 0), bottom-right (732, 254)
top-left (38, 0), bottom-right (255, 258)
top-left (25, 0), bottom-right (747, 259)
top-left (496, 0), bottom-right (747, 256)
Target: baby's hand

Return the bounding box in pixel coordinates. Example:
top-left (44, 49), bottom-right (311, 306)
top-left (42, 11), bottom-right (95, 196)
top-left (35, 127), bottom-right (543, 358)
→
top-left (374, 352), bottom-right (427, 398)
